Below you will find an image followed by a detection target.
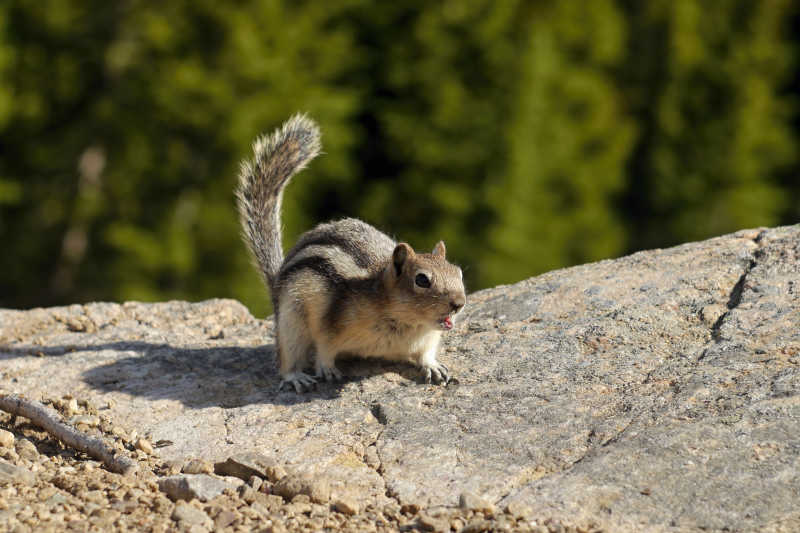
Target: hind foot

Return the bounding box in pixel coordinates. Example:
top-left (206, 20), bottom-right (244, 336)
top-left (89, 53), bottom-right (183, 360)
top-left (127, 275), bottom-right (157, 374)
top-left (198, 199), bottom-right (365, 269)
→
top-left (279, 372), bottom-right (317, 393)
top-left (315, 364), bottom-right (343, 382)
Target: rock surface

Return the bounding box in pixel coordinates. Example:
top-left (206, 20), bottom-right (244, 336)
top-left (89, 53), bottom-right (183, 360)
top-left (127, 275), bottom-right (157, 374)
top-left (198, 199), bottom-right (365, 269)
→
top-left (2, 225), bottom-right (799, 532)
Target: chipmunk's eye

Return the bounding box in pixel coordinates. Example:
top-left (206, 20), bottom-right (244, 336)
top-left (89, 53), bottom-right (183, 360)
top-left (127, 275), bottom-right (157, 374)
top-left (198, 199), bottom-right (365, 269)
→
top-left (415, 273), bottom-right (431, 288)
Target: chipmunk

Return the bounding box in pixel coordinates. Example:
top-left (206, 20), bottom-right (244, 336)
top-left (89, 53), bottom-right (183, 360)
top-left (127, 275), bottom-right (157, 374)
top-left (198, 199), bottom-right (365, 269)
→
top-left (236, 114), bottom-right (466, 392)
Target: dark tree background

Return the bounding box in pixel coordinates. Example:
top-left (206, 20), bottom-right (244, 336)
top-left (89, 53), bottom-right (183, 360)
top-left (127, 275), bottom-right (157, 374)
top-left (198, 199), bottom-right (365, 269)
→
top-left (1, 1), bottom-right (798, 316)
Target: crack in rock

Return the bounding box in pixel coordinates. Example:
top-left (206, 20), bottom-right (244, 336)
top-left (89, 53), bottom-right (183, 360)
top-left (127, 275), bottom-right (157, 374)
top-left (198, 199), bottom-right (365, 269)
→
top-left (363, 402), bottom-right (402, 506)
top-left (706, 230), bottom-right (766, 349)
top-left (367, 428), bottom-right (402, 507)
top-left (710, 258), bottom-right (755, 342)
top-left (223, 411), bottom-right (234, 444)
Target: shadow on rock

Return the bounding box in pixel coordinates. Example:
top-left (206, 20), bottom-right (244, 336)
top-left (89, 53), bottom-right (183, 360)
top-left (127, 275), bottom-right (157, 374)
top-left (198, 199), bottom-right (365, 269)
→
top-left (3, 341), bottom-right (412, 407)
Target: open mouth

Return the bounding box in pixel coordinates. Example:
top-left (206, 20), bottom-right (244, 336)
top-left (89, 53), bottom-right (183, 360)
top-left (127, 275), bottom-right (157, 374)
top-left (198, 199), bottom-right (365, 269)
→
top-left (439, 316), bottom-right (454, 330)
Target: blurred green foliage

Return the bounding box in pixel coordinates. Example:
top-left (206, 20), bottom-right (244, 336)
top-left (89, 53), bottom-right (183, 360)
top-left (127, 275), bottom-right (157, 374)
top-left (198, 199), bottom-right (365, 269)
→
top-left (0, 0), bottom-right (798, 316)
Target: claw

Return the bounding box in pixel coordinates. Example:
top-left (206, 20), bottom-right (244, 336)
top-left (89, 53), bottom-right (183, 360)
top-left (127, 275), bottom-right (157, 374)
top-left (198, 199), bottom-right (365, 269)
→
top-left (421, 363), bottom-right (450, 385)
top-left (315, 365), bottom-right (343, 382)
top-left (279, 372), bottom-right (317, 393)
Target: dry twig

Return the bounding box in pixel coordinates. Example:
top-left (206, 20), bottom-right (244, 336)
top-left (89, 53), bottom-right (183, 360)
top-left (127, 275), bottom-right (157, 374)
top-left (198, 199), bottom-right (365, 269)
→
top-left (0, 393), bottom-right (138, 475)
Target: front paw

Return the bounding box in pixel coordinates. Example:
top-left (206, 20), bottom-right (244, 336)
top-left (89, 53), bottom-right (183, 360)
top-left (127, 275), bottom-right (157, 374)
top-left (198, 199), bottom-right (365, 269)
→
top-left (421, 362), bottom-right (449, 385)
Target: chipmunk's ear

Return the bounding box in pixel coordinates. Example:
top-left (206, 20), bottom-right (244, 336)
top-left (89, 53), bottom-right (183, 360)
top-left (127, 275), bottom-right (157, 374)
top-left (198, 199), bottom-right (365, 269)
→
top-left (432, 240), bottom-right (446, 258)
top-left (393, 243), bottom-right (414, 276)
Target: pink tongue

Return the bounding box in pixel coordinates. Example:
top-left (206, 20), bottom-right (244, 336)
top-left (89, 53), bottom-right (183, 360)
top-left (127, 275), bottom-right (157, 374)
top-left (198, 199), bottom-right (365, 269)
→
top-left (444, 317), bottom-right (453, 328)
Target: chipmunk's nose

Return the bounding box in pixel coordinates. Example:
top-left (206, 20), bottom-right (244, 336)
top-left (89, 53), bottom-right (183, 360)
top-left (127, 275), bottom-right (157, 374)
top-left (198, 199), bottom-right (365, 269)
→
top-left (450, 295), bottom-right (465, 313)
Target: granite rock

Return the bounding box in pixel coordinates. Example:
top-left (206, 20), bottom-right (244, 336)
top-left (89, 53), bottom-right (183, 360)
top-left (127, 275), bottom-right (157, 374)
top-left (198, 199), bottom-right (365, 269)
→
top-left (158, 474), bottom-right (235, 502)
top-left (214, 451), bottom-right (281, 482)
top-left (2, 225), bottom-right (800, 532)
top-left (0, 460), bottom-right (35, 486)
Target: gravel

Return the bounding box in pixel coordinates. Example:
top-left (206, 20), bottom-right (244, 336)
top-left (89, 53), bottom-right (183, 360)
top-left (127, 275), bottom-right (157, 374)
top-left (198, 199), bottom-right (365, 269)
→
top-left (0, 402), bottom-right (588, 532)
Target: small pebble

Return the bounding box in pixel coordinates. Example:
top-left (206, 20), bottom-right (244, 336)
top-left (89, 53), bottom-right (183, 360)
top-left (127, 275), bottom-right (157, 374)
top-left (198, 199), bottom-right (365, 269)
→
top-left (272, 473), bottom-right (331, 504)
top-left (334, 497), bottom-right (359, 516)
top-left (505, 500), bottom-right (533, 519)
top-left (15, 439), bottom-right (38, 460)
top-left (248, 475), bottom-right (263, 492)
top-left (286, 500), bottom-right (312, 515)
top-left (401, 502), bottom-right (420, 514)
top-left (135, 438), bottom-right (154, 455)
top-left (459, 491), bottom-right (495, 515)
top-left (69, 415), bottom-right (100, 427)
top-left (182, 458), bottom-right (214, 475)
top-left (214, 509), bottom-right (239, 528)
top-left (418, 512), bottom-right (449, 532)
top-left (269, 464), bottom-right (287, 481)
top-left (2, 450), bottom-right (19, 463)
top-left (171, 501), bottom-right (211, 528)
top-left (163, 459), bottom-right (183, 475)
top-left (0, 430), bottom-right (14, 449)
top-left (0, 460), bottom-right (35, 485)
top-left (66, 398), bottom-right (79, 414)
top-left (237, 485), bottom-right (257, 504)
top-left (460, 518), bottom-right (492, 533)
top-left (291, 493), bottom-right (310, 504)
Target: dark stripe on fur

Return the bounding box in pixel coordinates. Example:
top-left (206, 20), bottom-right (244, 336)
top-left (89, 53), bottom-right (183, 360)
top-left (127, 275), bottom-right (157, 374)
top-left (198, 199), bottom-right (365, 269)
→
top-left (324, 276), bottom-right (382, 333)
top-left (280, 255), bottom-right (349, 330)
top-left (323, 284), bottom-right (352, 333)
top-left (278, 256), bottom-right (345, 287)
top-left (284, 233), bottom-right (374, 270)
top-left (277, 254), bottom-right (383, 333)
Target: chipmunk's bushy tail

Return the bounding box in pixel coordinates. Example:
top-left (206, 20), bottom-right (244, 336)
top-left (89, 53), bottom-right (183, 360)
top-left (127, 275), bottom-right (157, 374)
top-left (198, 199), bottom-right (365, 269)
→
top-left (236, 114), bottom-right (321, 292)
